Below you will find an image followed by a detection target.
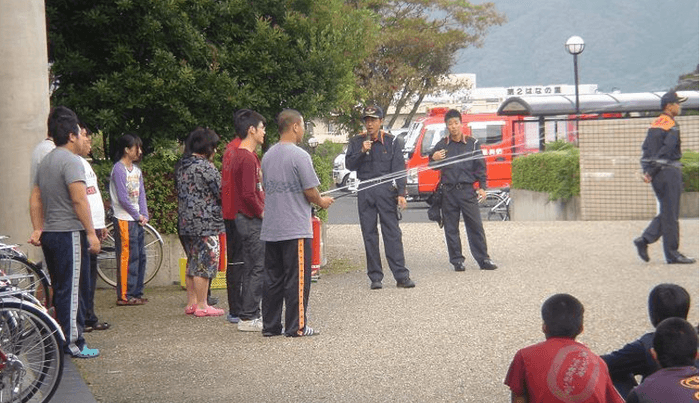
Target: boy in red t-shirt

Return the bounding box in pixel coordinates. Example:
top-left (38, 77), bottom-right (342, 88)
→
top-left (504, 294), bottom-right (624, 403)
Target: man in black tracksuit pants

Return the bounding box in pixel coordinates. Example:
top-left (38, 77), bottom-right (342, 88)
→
top-left (634, 91), bottom-right (695, 264)
top-left (429, 109), bottom-right (497, 272)
top-left (346, 105), bottom-right (414, 290)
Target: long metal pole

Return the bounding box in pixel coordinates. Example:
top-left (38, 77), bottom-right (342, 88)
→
top-left (573, 53), bottom-right (580, 115)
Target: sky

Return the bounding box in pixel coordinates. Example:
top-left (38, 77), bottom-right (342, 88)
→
top-left (452, 0), bottom-right (699, 93)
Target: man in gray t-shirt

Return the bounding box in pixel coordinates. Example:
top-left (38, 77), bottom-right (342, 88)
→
top-left (260, 109), bottom-right (333, 338)
top-left (28, 106), bottom-right (100, 358)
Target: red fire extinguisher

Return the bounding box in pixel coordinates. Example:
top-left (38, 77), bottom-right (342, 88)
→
top-left (311, 212), bottom-right (322, 282)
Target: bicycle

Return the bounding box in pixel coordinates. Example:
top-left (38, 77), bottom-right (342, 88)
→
top-left (0, 239), bottom-right (51, 309)
top-left (479, 187), bottom-right (511, 221)
top-left (0, 276), bottom-right (65, 402)
top-left (96, 212), bottom-right (164, 287)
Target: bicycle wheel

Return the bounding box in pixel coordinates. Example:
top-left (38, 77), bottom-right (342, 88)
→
top-left (0, 258), bottom-right (51, 309)
top-left (0, 298), bottom-right (64, 403)
top-left (96, 222), bottom-right (164, 287)
top-left (480, 193), bottom-right (509, 221)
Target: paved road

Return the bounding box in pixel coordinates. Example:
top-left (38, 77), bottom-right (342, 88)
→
top-left (327, 192), bottom-right (431, 225)
top-left (71, 219), bottom-right (698, 402)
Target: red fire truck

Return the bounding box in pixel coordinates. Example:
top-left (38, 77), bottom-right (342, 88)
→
top-left (402, 108), bottom-right (535, 201)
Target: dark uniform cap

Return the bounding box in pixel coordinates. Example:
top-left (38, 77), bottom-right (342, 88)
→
top-left (362, 105), bottom-right (383, 119)
top-left (660, 91), bottom-right (688, 109)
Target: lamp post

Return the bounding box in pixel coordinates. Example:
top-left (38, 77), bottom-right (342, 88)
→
top-left (565, 36), bottom-right (585, 115)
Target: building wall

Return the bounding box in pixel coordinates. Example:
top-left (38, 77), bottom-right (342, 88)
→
top-left (578, 115), bottom-right (699, 220)
top-left (0, 1), bottom-right (50, 257)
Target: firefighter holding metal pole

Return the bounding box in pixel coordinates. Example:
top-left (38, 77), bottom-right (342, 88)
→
top-left (346, 105), bottom-right (415, 290)
top-left (430, 109), bottom-right (497, 272)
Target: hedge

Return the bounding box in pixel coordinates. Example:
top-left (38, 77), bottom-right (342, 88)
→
top-left (512, 145), bottom-right (580, 200)
top-left (94, 139), bottom-right (341, 235)
top-left (512, 142), bottom-right (699, 200)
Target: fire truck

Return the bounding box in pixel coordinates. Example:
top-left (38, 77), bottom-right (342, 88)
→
top-left (402, 108), bottom-right (535, 201)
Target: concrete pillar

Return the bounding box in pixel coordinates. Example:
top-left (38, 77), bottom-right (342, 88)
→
top-left (0, 0), bottom-right (50, 257)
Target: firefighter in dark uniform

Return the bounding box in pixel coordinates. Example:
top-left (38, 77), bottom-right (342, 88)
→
top-left (346, 105), bottom-right (415, 289)
top-left (430, 109), bottom-right (497, 271)
top-left (634, 91), bottom-right (695, 264)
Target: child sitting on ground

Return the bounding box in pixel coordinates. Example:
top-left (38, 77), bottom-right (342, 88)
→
top-left (601, 283), bottom-right (694, 398)
top-left (504, 293), bottom-right (624, 403)
top-left (624, 317), bottom-right (699, 403)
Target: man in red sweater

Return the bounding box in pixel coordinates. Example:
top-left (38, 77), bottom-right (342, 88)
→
top-left (230, 109), bottom-right (267, 332)
top-left (221, 132), bottom-right (243, 324)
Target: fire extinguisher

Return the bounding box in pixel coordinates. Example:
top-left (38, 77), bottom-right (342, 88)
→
top-left (311, 209), bottom-right (322, 282)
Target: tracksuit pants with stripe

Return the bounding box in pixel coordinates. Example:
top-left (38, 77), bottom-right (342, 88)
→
top-left (112, 218), bottom-right (146, 301)
top-left (262, 238), bottom-right (311, 337)
top-left (41, 231), bottom-right (90, 356)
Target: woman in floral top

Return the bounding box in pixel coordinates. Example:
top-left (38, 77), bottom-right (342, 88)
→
top-left (176, 127), bottom-right (225, 317)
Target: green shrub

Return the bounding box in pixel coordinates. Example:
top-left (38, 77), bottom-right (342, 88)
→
top-left (681, 151), bottom-right (699, 192)
top-left (512, 147), bottom-right (580, 200)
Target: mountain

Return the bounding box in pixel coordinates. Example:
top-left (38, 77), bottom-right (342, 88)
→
top-left (452, 0), bottom-right (699, 92)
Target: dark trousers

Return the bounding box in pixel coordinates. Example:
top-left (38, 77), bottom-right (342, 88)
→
top-left (642, 167), bottom-right (682, 261)
top-left (262, 238), bottom-right (311, 337)
top-left (85, 251), bottom-right (99, 326)
top-left (112, 219), bottom-right (146, 301)
top-left (41, 231), bottom-right (89, 355)
top-left (225, 219), bottom-right (244, 317)
top-left (235, 215), bottom-right (264, 320)
top-left (442, 186), bottom-right (489, 266)
top-left (357, 184), bottom-right (410, 283)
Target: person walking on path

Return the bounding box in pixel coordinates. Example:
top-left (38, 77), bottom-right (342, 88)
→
top-left (176, 127), bottom-right (226, 317)
top-left (345, 105), bottom-right (414, 290)
top-left (109, 134), bottom-right (150, 306)
top-left (231, 109), bottom-right (266, 332)
top-left (429, 109), bottom-right (497, 271)
top-left (29, 106), bottom-right (101, 358)
top-left (634, 91), bottom-right (695, 264)
top-left (260, 109), bottom-right (333, 337)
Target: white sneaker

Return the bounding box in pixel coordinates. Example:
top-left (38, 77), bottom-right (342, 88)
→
top-left (237, 318), bottom-right (263, 332)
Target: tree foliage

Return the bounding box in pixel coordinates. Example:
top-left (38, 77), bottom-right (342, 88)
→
top-left (345, 0), bottom-right (506, 131)
top-left (47, 0), bottom-right (373, 157)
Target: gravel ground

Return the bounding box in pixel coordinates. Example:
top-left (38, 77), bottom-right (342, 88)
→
top-left (75, 219), bottom-right (698, 402)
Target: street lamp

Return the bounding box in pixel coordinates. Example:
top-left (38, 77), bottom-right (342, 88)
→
top-left (565, 36), bottom-right (585, 115)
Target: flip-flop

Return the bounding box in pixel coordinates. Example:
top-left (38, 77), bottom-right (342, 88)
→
top-left (117, 298), bottom-right (145, 306)
top-left (185, 305), bottom-right (196, 315)
top-left (194, 306), bottom-right (225, 317)
top-left (74, 345), bottom-right (100, 359)
top-left (92, 322), bottom-right (110, 331)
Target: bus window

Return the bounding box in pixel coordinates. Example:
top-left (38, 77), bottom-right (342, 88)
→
top-left (468, 121), bottom-right (505, 145)
top-left (420, 124), bottom-right (447, 156)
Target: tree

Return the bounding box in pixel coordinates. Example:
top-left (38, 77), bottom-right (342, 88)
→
top-left (47, 0), bottom-right (373, 157)
top-left (346, 0), bottom-right (505, 131)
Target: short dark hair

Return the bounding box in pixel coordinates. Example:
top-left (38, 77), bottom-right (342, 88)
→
top-left (277, 109), bottom-right (302, 134)
top-left (78, 121), bottom-right (92, 137)
top-left (648, 284), bottom-right (690, 327)
top-left (113, 133), bottom-right (143, 162)
top-left (234, 109), bottom-right (266, 139)
top-left (186, 127), bottom-right (219, 158)
top-left (445, 109), bottom-right (462, 123)
top-left (653, 317), bottom-right (698, 368)
top-left (541, 293), bottom-right (584, 338)
top-left (48, 106), bottom-right (80, 146)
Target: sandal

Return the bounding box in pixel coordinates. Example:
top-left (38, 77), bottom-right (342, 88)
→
top-left (84, 322), bottom-right (110, 332)
top-left (73, 345), bottom-right (100, 359)
top-left (194, 306), bottom-right (225, 317)
top-left (117, 298), bottom-right (145, 306)
top-left (185, 305), bottom-right (196, 315)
